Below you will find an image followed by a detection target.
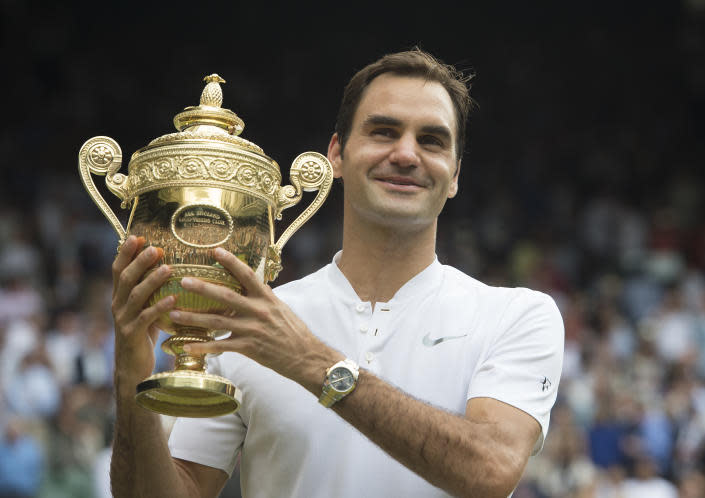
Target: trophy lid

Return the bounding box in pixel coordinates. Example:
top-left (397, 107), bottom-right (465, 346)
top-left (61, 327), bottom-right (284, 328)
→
top-left (174, 74), bottom-right (244, 134)
top-left (142, 74), bottom-right (267, 156)
top-left (106, 74), bottom-right (288, 207)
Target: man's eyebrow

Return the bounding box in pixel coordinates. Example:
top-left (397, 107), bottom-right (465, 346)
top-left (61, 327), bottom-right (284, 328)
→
top-left (362, 115), bottom-right (402, 128)
top-left (419, 124), bottom-right (452, 142)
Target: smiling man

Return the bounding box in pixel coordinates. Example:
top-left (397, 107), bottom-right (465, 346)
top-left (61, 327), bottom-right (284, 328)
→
top-left (109, 49), bottom-right (564, 498)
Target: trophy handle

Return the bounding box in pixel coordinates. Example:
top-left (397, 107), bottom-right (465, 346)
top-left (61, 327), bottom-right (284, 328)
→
top-left (265, 152), bottom-right (333, 282)
top-left (78, 136), bottom-right (129, 243)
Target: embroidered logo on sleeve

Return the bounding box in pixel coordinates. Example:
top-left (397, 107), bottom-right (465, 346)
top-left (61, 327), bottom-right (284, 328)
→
top-left (422, 332), bottom-right (468, 347)
top-left (541, 377), bottom-right (552, 392)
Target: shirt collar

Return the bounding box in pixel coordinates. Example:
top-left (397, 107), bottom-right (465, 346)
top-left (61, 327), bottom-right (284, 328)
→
top-left (326, 250), bottom-right (444, 305)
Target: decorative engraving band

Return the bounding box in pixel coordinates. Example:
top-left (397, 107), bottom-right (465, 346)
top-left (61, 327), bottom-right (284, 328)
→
top-left (122, 144), bottom-right (282, 206)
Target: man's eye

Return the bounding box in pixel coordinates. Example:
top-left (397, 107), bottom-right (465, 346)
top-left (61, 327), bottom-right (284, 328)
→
top-left (371, 128), bottom-right (395, 138)
top-left (419, 135), bottom-right (443, 147)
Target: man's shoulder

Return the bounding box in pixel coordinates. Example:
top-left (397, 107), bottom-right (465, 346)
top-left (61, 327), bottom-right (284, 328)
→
top-left (440, 264), bottom-right (558, 313)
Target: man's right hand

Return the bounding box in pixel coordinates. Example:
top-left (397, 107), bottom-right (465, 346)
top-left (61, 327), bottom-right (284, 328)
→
top-left (111, 235), bottom-right (176, 393)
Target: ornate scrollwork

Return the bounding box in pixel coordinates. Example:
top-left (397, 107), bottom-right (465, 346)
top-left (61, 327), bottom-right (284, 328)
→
top-left (259, 171), bottom-right (277, 194)
top-left (88, 143), bottom-right (113, 166)
top-left (78, 136), bottom-right (128, 242)
top-left (179, 157), bottom-right (208, 178)
top-left (236, 164), bottom-right (259, 187)
top-left (209, 159), bottom-right (235, 180)
top-left (270, 152), bottom-right (333, 268)
top-left (122, 149), bottom-right (283, 206)
top-left (154, 159), bottom-right (177, 179)
top-left (290, 152), bottom-right (329, 191)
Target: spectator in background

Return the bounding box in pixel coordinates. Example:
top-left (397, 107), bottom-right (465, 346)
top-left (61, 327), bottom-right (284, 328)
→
top-left (76, 313), bottom-right (113, 387)
top-left (45, 309), bottom-right (83, 387)
top-left (0, 418), bottom-right (44, 498)
top-left (620, 456), bottom-right (677, 498)
top-left (5, 343), bottom-right (61, 419)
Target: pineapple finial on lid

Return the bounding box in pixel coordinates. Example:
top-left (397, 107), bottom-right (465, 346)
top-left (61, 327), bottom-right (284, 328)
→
top-left (172, 74), bottom-right (244, 136)
top-left (200, 74), bottom-right (226, 108)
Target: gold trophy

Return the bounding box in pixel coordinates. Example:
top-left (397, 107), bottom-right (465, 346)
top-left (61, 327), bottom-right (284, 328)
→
top-left (79, 75), bottom-right (333, 417)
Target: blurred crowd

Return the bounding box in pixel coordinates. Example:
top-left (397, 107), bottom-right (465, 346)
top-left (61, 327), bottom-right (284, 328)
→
top-left (2, 2), bottom-right (705, 497)
top-left (1, 149), bottom-right (704, 498)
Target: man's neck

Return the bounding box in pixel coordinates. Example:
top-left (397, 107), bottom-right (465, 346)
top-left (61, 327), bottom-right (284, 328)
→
top-left (337, 217), bottom-right (437, 305)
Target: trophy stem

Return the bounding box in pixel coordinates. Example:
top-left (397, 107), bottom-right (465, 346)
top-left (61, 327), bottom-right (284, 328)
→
top-left (135, 327), bottom-right (241, 417)
top-left (161, 330), bottom-right (211, 372)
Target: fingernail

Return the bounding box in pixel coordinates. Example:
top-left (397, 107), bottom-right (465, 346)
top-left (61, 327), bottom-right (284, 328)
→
top-left (214, 247), bottom-right (227, 257)
top-left (159, 264), bottom-right (170, 275)
top-left (181, 277), bottom-right (193, 287)
top-left (169, 310), bottom-right (180, 319)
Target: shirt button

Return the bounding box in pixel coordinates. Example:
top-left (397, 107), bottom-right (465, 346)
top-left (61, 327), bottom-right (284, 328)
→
top-left (359, 324), bottom-right (369, 333)
top-left (356, 303), bottom-right (365, 312)
top-left (365, 352), bottom-right (375, 363)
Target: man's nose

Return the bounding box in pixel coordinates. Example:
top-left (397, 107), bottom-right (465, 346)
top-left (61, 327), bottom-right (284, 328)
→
top-left (388, 133), bottom-right (419, 168)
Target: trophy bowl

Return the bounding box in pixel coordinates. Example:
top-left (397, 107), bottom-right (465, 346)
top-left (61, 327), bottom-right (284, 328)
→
top-left (78, 75), bottom-right (333, 417)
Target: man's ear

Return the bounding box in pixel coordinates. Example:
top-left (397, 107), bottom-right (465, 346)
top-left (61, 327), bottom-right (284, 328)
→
top-left (327, 133), bottom-right (343, 178)
top-left (448, 159), bottom-right (461, 198)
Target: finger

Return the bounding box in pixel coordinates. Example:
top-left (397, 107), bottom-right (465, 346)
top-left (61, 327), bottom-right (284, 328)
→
top-left (213, 247), bottom-right (265, 296)
top-left (120, 264), bottom-right (172, 321)
top-left (182, 336), bottom-right (243, 356)
top-left (131, 295), bottom-right (176, 337)
top-left (114, 246), bottom-right (165, 307)
top-left (112, 236), bottom-right (144, 294)
top-left (168, 309), bottom-right (239, 334)
top-left (183, 340), bottom-right (224, 355)
top-left (179, 276), bottom-right (253, 313)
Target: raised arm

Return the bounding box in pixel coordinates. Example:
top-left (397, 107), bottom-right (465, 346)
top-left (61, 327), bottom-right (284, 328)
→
top-left (109, 236), bottom-right (228, 498)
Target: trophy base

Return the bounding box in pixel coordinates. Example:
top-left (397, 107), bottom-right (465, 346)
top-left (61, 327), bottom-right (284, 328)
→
top-left (135, 370), bottom-right (242, 418)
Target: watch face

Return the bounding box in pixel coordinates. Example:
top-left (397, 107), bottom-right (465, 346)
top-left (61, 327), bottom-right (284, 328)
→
top-left (329, 367), bottom-right (354, 392)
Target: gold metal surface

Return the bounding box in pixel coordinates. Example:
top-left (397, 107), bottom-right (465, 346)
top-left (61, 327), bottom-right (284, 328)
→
top-left (135, 370), bottom-right (242, 418)
top-left (78, 74), bottom-right (333, 417)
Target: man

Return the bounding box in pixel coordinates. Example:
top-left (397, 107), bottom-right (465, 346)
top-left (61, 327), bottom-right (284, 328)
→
top-left (110, 49), bottom-right (564, 498)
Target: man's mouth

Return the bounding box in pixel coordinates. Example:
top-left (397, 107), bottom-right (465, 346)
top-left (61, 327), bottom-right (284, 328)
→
top-left (375, 176), bottom-right (424, 188)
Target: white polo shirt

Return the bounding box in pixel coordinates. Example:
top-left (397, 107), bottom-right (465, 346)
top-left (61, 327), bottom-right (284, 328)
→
top-left (168, 254), bottom-right (564, 497)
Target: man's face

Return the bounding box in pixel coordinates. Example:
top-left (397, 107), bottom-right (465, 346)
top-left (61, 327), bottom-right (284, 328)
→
top-left (328, 74), bottom-right (460, 231)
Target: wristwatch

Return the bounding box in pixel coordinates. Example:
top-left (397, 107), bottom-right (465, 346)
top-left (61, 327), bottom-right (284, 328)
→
top-left (318, 359), bottom-right (359, 408)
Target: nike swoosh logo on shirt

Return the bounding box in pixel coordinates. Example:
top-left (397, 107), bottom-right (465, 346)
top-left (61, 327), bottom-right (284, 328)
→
top-left (422, 332), bottom-right (468, 347)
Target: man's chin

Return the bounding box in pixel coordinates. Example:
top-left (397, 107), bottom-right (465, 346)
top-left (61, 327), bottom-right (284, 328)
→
top-left (361, 206), bottom-right (436, 230)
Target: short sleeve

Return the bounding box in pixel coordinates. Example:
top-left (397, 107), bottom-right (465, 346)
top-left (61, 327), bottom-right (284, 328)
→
top-left (467, 290), bottom-right (564, 454)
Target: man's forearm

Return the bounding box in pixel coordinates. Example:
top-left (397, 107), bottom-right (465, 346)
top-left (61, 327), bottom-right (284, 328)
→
top-left (323, 371), bottom-right (525, 498)
top-left (110, 378), bottom-right (198, 498)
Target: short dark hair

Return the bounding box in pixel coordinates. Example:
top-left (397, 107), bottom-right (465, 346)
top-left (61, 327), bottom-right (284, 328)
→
top-left (334, 48), bottom-right (475, 160)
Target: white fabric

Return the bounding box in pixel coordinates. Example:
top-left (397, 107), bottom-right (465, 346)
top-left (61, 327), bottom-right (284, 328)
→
top-left (168, 254), bottom-right (564, 497)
